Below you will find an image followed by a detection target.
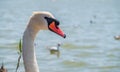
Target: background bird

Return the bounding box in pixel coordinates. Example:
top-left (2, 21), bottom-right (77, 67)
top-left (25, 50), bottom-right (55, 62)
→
top-left (48, 43), bottom-right (61, 57)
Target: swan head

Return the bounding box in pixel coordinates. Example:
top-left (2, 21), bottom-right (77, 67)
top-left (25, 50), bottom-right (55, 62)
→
top-left (28, 11), bottom-right (66, 38)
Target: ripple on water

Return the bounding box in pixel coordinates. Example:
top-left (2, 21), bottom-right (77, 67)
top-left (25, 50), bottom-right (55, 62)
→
top-left (107, 47), bottom-right (120, 58)
top-left (62, 60), bottom-right (89, 68)
top-left (0, 42), bottom-right (18, 49)
top-left (62, 43), bottom-right (97, 50)
top-left (90, 65), bottom-right (120, 71)
top-left (75, 52), bottom-right (93, 58)
top-left (62, 43), bottom-right (79, 49)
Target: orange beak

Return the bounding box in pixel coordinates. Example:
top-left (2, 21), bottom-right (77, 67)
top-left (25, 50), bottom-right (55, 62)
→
top-left (49, 21), bottom-right (66, 38)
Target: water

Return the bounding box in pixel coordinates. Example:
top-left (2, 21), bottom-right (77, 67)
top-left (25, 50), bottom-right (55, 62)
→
top-left (0, 0), bottom-right (120, 72)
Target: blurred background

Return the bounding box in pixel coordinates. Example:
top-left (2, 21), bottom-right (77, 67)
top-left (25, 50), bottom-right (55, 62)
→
top-left (0, 0), bottom-right (120, 72)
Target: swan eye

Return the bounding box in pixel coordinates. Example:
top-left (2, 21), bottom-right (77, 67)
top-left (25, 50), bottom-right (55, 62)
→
top-left (44, 17), bottom-right (53, 25)
top-left (55, 19), bottom-right (59, 26)
top-left (44, 17), bottom-right (60, 26)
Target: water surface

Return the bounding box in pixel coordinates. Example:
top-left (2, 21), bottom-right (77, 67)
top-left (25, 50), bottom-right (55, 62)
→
top-left (0, 0), bottom-right (120, 72)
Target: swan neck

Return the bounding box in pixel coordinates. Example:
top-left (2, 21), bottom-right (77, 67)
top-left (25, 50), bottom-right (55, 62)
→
top-left (22, 27), bottom-right (39, 72)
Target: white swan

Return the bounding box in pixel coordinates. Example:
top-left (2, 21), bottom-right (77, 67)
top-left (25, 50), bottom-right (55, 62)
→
top-left (22, 11), bottom-right (66, 72)
top-left (48, 43), bottom-right (61, 57)
top-left (49, 43), bottom-right (61, 54)
top-left (114, 35), bottom-right (120, 40)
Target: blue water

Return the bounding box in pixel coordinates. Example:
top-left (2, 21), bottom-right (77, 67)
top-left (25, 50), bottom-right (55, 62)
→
top-left (0, 0), bottom-right (120, 72)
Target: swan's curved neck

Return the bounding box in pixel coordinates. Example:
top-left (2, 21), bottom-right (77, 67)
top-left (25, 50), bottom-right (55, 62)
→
top-left (22, 26), bottom-right (39, 72)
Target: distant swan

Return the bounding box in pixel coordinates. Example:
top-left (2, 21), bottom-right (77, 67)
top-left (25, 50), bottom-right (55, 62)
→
top-left (48, 43), bottom-right (61, 57)
top-left (114, 35), bottom-right (120, 40)
top-left (22, 11), bottom-right (66, 72)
